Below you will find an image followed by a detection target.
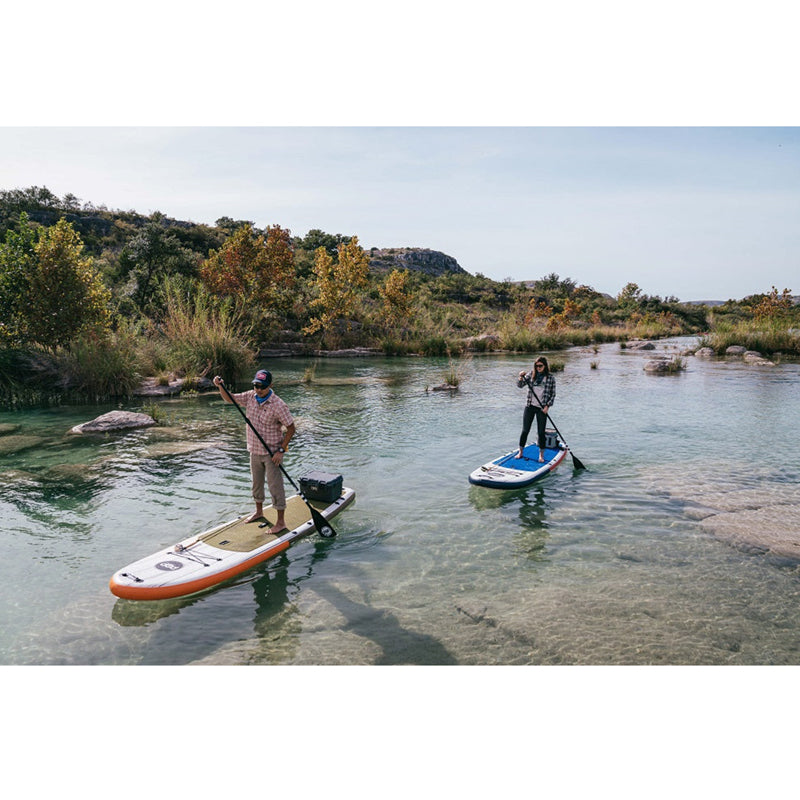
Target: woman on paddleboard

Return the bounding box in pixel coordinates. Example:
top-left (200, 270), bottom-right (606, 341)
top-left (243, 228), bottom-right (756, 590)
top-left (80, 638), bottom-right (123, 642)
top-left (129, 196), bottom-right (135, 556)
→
top-left (213, 369), bottom-right (296, 533)
top-left (516, 357), bottom-right (556, 462)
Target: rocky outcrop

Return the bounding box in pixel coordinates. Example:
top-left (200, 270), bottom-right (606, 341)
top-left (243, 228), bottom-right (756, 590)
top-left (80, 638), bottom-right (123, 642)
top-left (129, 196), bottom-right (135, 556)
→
top-left (368, 247), bottom-right (467, 276)
top-left (69, 410), bottom-right (156, 434)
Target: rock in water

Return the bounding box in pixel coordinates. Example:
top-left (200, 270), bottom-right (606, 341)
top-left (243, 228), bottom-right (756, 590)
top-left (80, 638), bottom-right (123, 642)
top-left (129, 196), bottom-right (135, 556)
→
top-left (69, 410), bottom-right (156, 434)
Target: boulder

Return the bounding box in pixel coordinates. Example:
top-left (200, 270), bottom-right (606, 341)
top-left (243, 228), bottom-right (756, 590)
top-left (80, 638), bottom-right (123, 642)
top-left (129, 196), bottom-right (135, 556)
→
top-left (625, 340), bottom-right (655, 350)
top-left (725, 345), bottom-right (747, 355)
top-left (694, 347), bottom-right (715, 357)
top-left (69, 410), bottom-right (156, 435)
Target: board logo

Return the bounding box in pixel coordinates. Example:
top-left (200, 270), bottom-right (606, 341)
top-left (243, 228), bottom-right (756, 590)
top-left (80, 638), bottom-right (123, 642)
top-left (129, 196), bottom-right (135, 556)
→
top-left (155, 560), bottom-right (184, 571)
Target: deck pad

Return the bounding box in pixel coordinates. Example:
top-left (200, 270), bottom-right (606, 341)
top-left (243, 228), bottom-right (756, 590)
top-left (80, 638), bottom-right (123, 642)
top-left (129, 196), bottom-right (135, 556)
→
top-left (201, 495), bottom-right (314, 552)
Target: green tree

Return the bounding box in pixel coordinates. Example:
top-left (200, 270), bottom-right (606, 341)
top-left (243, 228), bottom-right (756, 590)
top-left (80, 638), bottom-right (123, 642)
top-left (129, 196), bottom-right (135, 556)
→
top-left (617, 282), bottom-right (643, 309)
top-left (118, 215), bottom-right (199, 310)
top-left (25, 218), bottom-right (112, 348)
top-left (0, 212), bottom-right (37, 345)
top-left (297, 229), bottom-right (351, 257)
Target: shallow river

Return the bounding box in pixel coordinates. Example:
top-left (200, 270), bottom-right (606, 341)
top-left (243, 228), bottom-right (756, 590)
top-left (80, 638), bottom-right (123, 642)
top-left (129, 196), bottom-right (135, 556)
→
top-left (2, 338), bottom-right (799, 666)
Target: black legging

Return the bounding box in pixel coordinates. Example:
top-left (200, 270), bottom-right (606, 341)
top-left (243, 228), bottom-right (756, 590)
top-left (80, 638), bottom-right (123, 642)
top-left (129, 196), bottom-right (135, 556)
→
top-left (519, 405), bottom-right (547, 451)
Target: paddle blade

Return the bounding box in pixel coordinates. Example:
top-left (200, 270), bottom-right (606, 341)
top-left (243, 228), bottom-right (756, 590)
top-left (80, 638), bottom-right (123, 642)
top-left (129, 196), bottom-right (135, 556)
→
top-left (308, 503), bottom-right (337, 538)
top-left (570, 452), bottom-right (587, 471)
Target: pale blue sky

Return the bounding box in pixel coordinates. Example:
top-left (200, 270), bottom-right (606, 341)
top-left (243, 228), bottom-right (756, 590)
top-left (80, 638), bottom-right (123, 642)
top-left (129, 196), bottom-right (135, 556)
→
top-left (2, 126), bottom-right (797, 301)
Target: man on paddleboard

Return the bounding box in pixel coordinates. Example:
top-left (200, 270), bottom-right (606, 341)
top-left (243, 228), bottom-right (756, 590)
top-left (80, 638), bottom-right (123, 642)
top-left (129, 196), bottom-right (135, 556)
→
top-left (517, 356), bottom-right (556, 462)
top-left (213, 370), bottom-right (296, 532)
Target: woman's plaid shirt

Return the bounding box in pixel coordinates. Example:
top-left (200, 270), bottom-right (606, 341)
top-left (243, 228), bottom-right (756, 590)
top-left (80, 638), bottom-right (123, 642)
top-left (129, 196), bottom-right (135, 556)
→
top-left (518, 373), bottom-right (556, 408)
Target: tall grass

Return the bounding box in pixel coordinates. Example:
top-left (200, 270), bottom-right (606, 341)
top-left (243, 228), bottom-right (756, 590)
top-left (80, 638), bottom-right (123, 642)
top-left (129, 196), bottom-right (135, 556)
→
top-left (700, 319), bottom-right (800, 356)
top-left (55, 320), bottom-right (143, 398)
top-left (158, 278), bottom-right (256, 383)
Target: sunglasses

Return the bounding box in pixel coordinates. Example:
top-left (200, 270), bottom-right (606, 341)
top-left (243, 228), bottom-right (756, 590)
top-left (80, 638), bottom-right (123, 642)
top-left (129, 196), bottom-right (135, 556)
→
top-left (535, 364), bottom-right (545, 369)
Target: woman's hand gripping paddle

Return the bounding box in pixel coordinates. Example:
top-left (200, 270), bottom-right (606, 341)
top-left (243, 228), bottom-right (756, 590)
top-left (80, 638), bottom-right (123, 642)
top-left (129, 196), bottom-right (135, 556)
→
top-left (523, 376), bottom-right (587, 471)
top-left (217, 378), bottom-right (337, 538)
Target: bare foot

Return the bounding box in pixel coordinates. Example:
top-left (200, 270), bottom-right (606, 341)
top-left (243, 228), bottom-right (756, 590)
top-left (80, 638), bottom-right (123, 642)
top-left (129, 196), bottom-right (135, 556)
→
top-left (269, 525), bottom-right (288, 536)
top-left (516, 450), bottom-right (523, 459)
top-left (245, 511), bottom-right (264, 523)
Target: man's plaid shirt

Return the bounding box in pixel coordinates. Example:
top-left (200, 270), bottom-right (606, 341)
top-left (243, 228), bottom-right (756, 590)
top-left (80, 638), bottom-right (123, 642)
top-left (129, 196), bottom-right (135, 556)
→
top-left (231, 389), bottom-right (294, 455)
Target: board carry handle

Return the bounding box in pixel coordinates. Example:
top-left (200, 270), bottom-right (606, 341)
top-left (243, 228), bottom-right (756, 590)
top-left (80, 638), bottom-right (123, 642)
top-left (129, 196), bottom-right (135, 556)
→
top-left (216, 378), bottom-right (337, 538)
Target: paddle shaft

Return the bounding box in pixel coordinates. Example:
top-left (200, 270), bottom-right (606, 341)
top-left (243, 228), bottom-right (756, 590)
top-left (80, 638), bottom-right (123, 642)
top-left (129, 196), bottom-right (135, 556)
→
top-left (217, 379), bottom-right (336, 537)
top-left (522, 375), bottom-right (586, 470)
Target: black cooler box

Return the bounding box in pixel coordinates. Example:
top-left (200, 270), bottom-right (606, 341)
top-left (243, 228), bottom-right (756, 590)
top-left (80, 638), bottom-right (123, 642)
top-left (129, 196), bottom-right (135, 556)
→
top-left (299, 471), bottom-right (344, 503)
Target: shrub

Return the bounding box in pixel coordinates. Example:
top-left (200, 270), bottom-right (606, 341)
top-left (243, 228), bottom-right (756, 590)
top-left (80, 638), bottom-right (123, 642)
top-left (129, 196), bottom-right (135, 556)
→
top-left (54, 320), bottom-right (143, 398)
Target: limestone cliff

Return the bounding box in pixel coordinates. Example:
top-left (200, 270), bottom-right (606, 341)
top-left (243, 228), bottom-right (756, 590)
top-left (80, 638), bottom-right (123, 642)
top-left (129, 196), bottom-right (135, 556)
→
top-left (368, 247), bottom-right (467, 276)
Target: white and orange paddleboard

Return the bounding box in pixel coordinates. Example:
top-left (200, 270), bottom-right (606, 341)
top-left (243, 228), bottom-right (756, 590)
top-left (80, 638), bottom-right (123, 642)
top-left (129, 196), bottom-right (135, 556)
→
top-left (109, 487), bottom-right (355, 601)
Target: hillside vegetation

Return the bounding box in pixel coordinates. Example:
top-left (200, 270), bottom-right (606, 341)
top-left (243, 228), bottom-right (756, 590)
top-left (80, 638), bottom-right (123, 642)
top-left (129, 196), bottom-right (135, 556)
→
top-left (1, 186), bottom-right (797, 405)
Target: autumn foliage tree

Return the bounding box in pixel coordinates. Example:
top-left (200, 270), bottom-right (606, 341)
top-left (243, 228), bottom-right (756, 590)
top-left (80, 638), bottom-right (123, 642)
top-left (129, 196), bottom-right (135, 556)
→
top-left (200, 223), bottom-right (295, 331)
top-left (753, 286), bottom-right (793, 322)
top-left (303, 236), bottom-right (370, 346)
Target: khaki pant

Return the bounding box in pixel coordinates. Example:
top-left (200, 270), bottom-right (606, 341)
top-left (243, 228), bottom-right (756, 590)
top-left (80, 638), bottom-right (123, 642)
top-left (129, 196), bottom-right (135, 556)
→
top-left (249, 452), bottom-right (286, 510)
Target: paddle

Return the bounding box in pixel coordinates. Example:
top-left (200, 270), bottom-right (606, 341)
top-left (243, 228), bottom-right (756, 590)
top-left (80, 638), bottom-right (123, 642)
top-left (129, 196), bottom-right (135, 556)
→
top-left (523, 375), bottom-right (587, 471)
top-left (216, 378), bottom-right (337, 538)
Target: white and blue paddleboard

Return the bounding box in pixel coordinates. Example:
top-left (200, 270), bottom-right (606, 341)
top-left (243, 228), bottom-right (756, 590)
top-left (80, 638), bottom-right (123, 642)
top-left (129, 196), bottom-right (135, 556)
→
top-left (468, 438), bottom-right (568, 489)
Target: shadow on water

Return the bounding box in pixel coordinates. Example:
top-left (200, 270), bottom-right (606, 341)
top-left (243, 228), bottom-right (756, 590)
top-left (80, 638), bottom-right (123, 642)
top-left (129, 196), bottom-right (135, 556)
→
top-left (313, 579), bottom-right (458, 665)
top-left (469, 483), bottom-right (552, 561)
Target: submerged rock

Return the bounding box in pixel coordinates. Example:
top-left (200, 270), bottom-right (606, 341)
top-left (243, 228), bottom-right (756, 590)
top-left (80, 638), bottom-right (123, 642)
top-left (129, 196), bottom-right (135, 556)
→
top-left (743, 350), bottom-right (775, 366)
top-left (0, 434), bottom-right (46, 455)
top-left (69, 410), bottom-right (156, 435)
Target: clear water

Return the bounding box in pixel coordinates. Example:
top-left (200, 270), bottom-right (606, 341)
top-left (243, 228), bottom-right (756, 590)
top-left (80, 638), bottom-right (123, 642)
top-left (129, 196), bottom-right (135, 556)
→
top-left (2, 338), bottom-right (800, 665)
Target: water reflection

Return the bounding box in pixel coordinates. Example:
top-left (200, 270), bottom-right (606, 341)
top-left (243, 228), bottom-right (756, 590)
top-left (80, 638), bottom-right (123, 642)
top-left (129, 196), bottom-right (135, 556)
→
top-left (469, 483), bottom-right (552, 561)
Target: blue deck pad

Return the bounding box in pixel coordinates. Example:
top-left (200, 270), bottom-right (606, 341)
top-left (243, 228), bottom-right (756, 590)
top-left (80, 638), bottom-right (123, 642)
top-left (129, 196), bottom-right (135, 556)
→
top-left (495, 444), bottom-right (560, 470)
